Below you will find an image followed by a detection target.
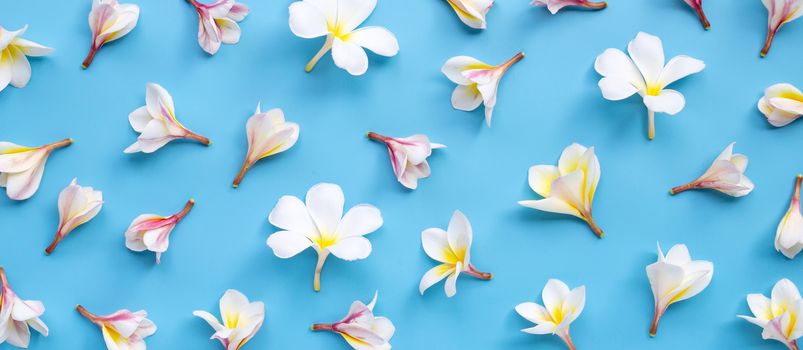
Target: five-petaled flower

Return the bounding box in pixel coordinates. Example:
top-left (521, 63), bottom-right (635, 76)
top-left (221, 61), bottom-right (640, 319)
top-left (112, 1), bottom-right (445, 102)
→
top-left (83, 0), bottom-right (140, 68)
top-left (595, 32), bottom-right (705, 140)
top-left (0, 267), bottom-right (49, 349)
top-left (232, 103), bottom-right (300, 188)
top-left (266, 183), bottom-right (383, 291)
top-left (519, 143), bottom-right (604, 238)
top-left (0, 138), bottom-right (72, 201)
top-left (289, 0), bottom-right (400, 75)
top-left (125, 83), bottom-right (211, 154)
top-left (669, 142), bottom-right (754, 197)
top-left (367, 132), bottom-right (445, 190)
top-left (681, 0), bottom-right (710, 29)
top-left (532, 0), bottom-right (607, 14)
top-left (76, 305), bottom-right (157, 350)
top-left (740, 278), bottom-right (803, 350)
top-left (776, 175), bottom-right (803, 259)
top-left (187, 0), bottom-right (249, 55)
top-left (442, 52), bottom-right (524, 127)
top-left (46, 179), bottom-right (103, 255)
top-left (0, 25), bottom-right (54, 93)
top-left (193, 289), bottom-right (265, 350)
top-left (646, 243), bottom-right (713, 337)
top-left (125, 199), bottom-right (196, 264)
top-left (515, 279), bottom-right (586, 350)
top-left (420, 210), bottom-right (492, 298)
top-left (759, 83), bottom-right (803, 127)
top-left (760, 0), bottom-right (803, 57)
top-left (446, 0), bottom-right (493, 29)
top-left (311, 291), bottom-right (395, 350)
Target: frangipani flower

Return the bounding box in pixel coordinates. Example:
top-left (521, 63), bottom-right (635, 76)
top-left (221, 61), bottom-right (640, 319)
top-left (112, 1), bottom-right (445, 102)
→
top-left (442, 52), bottom-right (524, 127)
top-left (670, 142), bottom-right (754, 197)
top-left (532, 0), bottom-right (607, 14)
top-left (0, 138), bottom-right (72, 201)
top-left (232, 103), bottom-right (300, 188)
top-left (45, 179), bottom-right (103, 255)
top-left (367, 132), bottom-right (445, 190)
top-left (0, 25), bottom-right (54, 93)
top-left (83, 0), bottom-right (140, 69)
top-left (289, 0), bottom-right (400, 76)
top-left (682, 0), bottom-right (710, 29)
top-left (740, 279), bottom-right (803, 350)
top-left (594, 32), bottom-right (705, 140)
top-left (125, 199), bottom-right (196, 264)
top-left (125, 83), bottom-right (211, 154)
top-left (311, 292), bottom-right (394, 350)
top-left (446, 0), bottom-right (493, 29)
top-left (266, 183), bottom-right (383, 291)
top-left (193, 289), bottom-right (265, 350)
top-left (776, 175), bottom-right (803, 259)
top-left (761, 0), bottom-right (803, 57)
top-left (515, 279), bottom-right (585, 350)
top-left (419, 210), bottom-right (492, 298)
top-left (187, 0), bottom-right (250, 55)
top-left (0, 267), bottom-right (49, 349)
top-left (646, 243), bottom-right (713, 337)
top-left (76, 305), bottom-right (156, 350)
top-left (758, 83), bottom-right (803, 127)
top-left (519, 143), bottom-right (604, 238)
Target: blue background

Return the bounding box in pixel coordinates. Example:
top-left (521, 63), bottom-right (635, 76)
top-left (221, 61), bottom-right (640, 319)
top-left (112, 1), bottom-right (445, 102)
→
top-left (1, 0), bottom-right (803, 349)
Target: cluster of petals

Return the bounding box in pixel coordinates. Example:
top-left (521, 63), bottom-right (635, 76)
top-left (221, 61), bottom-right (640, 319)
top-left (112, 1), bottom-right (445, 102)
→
top-left (0, 267), bottom-right (48, 349)
top-left (670, 142), bottom-right (754, 197)
top-left (367, 132), bottom-right (445, 190)
top-left (232, 103), bottom-right (300, 188)
top-left (776, 175), bottom-right (803, 259)
top-left (83, 0), bottom-right (140, 68)
top-left (646, 243), bottom-right (713, 337)
top-left (289, 0), bottom-right (399, 76)
top-left (76, 305), bottom-right (156, 350)
top-left (0, 138), bottom-right (71, 200)
top-left (442, 52), bottom-right (524, 127)
top-left (446, 0), bottom-right (493, 29)
top-left (0, 25), bottom-right (54, 93)
top-left (681, 0), bottom-right (710, 29)
top-left (266, 183), bottom-right (383, 291)
top-left (193, 289), bottom-right (264, 350)
top-left (515, 279), bottom-right (585, 350)
top-left (761, 0), bottom-right (803, 57)
top-left (46, 179), bottom-right (103, 255)
top-left (740, 279), bottom-right (803, 350)
top-left (125, 199), bottom-right (196, 264)
top-left (759, 83), bottom-right (803, 127)
top-left (312, 292), bottom-right (394, 350)
top-left (188, 0), bottom-right (249, 55)
top-left (519, 143), bottom-right (604, 238)
top-left (420, 210), bottom-right (492, 298)
top-left (532, 0), bottom-right (607, 14)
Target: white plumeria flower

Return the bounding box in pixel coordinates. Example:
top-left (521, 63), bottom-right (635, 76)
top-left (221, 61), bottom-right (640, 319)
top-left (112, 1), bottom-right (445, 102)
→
top-left (0, 138), bottom-right (72, 201)
top-left (188, 0), bottom-right (249, 55)
top-left (125, 83), bottom-right (211, 154)
top-left (515, 279), bottom-right (585, 350)
top-left (289, 0), bottom-right (400, 76)
top-left (0, 25), bottom-right (54, 93)
top-left (740, 279), bottom-right (803, 350)
top-left (519, 143), bottom-right (604, 238)
top-left (311, 292), bottom-right (394, 350)
top-left (670, 142), bottom-right (754, 197)
top-left (442, 52), bottom-right (524, 127)
top-left (681, 0), bottom-right (710, 29)
top-left (266, 183), bottom-right (383, 291)
top-left (232, 103), bottom-right (300, 188)
top-left (367, 132), bottom-right (445, 190)
top-left (776, 175), bottom-right (803, 259)
top-left (761, 0), bottom-right (803, 57)
top-left (76, 305), bottom-right (156, 350)
top-left (83, 0), bottom-right (140, 69)
top-left (46, 179), bottom-right (103, 255)
top-left (420, 210), bottom-right (492, 298)
top-left (532, 0), bottom-right (607, 14)
top-left (0, 267), bottom-right (49, 349)
top-left (125, 199), bottom-right (196, 264)
top-left (646, 243), bottom-right (713, 337)
top-left (759, 83), bottom-right (803, 127)
top-left (594, 32), bottom-right (705, 140)
top-left (446, 0), bottom-right (493, 29)
top-left (193, 289), bottom-right (265, 350)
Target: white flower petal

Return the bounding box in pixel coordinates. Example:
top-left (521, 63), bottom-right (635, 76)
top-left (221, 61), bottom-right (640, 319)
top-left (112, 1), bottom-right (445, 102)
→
top-left (451, 84), bottom-right (483, 112)
top-left (266, 231), bottom-right (312, 258)
top-left (442, 56), bottom-right (490, 85)
top-left (327, 236), bottom-right (372, 260)
top-left (8, 46), bottom-right (31, 88)
top-left (332, 36), bottom-right (369, 76)
top-left (658, 55), bottom-right (705, 89)
top-left (305, 183), bottom-right (344, 236)
top-left (269, 195), bottom-right (319, 240)
top-left (421, 228), bottom-right (457, 264)
top-left (527, 165), bottom-right (560, 198)
top-left (446, 210), bottom-right (472, 261)
top-left (594, 48), bottom-right (645, 94)
top-left (627, 32), bottom-right (664, 85)
top-left (336, 204), bottom-right (382, 238)
top-left (347, 26), bottom-right (398, 57)
top-left (334, 0), bottom-right (377, 33)
top-left (518, 198), bottom-right (582, 218)
top-left (515, 302), bottom-right (551, 325)
top-left (444, 263), bottom-right (461, 297)
top-left (419, 264), bottom-right (453, 295)
top-left (288, 1), bottom-right (329, 38)
top-left (216, 17), bottom-right (241, 44)
top-left (542, 279), bottom-right (570, 318)
top-left (643, 89), bottom-right (685, 115)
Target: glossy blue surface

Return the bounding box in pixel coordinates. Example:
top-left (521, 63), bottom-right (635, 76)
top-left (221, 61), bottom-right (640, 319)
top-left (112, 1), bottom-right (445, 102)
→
top-left (2, 0), bottom-right (803, 349)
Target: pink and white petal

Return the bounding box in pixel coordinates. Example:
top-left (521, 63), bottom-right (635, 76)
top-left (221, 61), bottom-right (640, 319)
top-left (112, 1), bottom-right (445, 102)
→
top-left (643, 89), bottom-right (685, 115)
top-left (11, 299), bottom-right (44, 321)
top-left (5, 159), bottom-right (46, 200)
top-left (198, 18), bottom-right (223, 55)
top-left (444, 263), bottom-right (462, 297)
top-left (5, 321), bottom-right (31, 348)
top-left (627, 32), bottom-right (664, 85)
top-left (328, 236), bottom-right (372, 260)
top-left (28, 317), bottom-right (48, 336)
top-left (347, 26), bottom-right (399, 57)
top-left (128, 106), bottom-right (153, 133)
top-left (446, 210), bottom-right (472, 259)
top-left (8, 47), bottom-right (31, 89)
top-left (449, 0), bottom-right (487, 28)
top-left (335, 0), bottom-right (377, 33)
top-left (142, 225), bottom-right (174, 253)
top-left (332, 37), bottom-right (369, 76)
top-left (451, 84), bottom-right (483, 112)
top-left (338, 324), bottom-right (386, 347)
top-left (598, 77), bottom-right (639, 101)
top-left (421, 227), bottom-right (458, 263)
top-left (772, 278), bottom-right (801, 313)
top-left (10, 38), bottom-right (54, 56)
top-left (145, 83), bottom-right (175, 122)
top-left (228, 3), bottom-right (250, 21)
top-left (770, 97), bottom-right (803, 115)
top-left (216, 18), bottom-right (241, 44)
top-left (305, 183), bottom-right (344, 235)
top-left (371, 316), bottom-right (395, 340)
top-left (515, 302), bottom-right (552, 325)
top-left (266, 231), bottom-right (313, 258)
top-left (658, 55), bottom-right (704, 89)
top-left (268, 195), bottom-right (318, 239)
top-left (594, 48), bottom-right (645, 92)
top-left (336, 204), bottom-right (383, 238)
top-left (288, 1), bottom-right (329, 38)
top-left (442, 56), bottom-right (490, 85)
top-left (419, 263), bottom-right (454, 294)
top-left (124, 137), bottom-right (173, 154)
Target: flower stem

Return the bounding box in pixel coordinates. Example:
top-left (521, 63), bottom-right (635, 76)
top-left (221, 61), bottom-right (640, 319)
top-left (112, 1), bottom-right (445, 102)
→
top-left (82, 45), bottom-right (98, 69)
top-left (669, 181), bottom-right (700, 195)
top-left (694, 6), bottom-right (711, 30)
top-left (175, 199), bottom-right (195, 221)
top-left (789, 340), bottom-right (800, 350)
top-left (76, 304), bottom-right (99, 322)
top-left (186, 132), bottom-right (211, 146)
top-left (367, 132), bottom-right (390, 143)
top-left (311, 323), bottom-right (334, 331)
top-left (647, 109), bottom-right (655, 140)
top-left (305, 35), bottom-right (334, 73)
top-left (313, 250), bottom-right (330, 292)
top-left (46, 138), bottom-right (73, 151)
top-left (793, 175), bottom-right (802, 203)
top-left (761, 26), bottom-right (778, 57)
top-left (0, 267), bottom-right (8, 289)
top-left (232, 160), bottom-right (252, 188)
top-left (649, 306), bottom-right (662, 337)
top-left (579, 0), bottom-right (607, 10)
top-left (559, 329), bottom-right (577, 350)
top-left (584, 214), bottom-right (604, 238)
top-left (500, 52), bottom-right (525, 73)
top-left (465, 264), bottom-right (493, 280)
top-left (186, 0), bottom-right (202, 8)
top-left (45, 231), bottom-right (64, 255)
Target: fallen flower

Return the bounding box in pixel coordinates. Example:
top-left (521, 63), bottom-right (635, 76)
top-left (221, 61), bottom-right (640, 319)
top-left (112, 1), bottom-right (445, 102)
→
top-left (367, 132), bottom-right (445, 190)
top-left (232, 103), bottom-right (300, 188)
top-left (46, 179), bottom-right (103, 255)
top-left (740, 278), bottom-right (803, 350)
top-left (83, 0), bottom-right (140, 68)
top-left (515, 279), bottom-right (585, 350)
top-left (532, 0), bottom-right (607, 14)
top-left (311, 291), bottom-right (394, 350)
top-left (0, 25), bottom-right (54, 93)
top-left (682, 0), bottom-right (710, 29)
top-left (669, 142), bottom-right (754, 197)
top-left (125, 83), bottom-right (211, 153)
top-left (446, 0), bottom-right (493, 29)
top-left (266, 183), bottom-right (383, 291)
top-left (0, 138), bottom-right (72, 201)
top-left (76, 305), bottom-right (156, 350)
top-left (646, 243), bottom-right (713, 337)
top-left (193, 289), bottom-right (264, 350)
top-left (187, 0), bottom-right (249, 55)
top-left (758, 83), bottom-right (803, 127)
top-left (125, 199), bottom-right (195, 264)
top-left (0, 267), bottom-right (49, 349)
top-left (442, 52), bottom-right (524, 127)
top-left (776, 175), bottom-right (803, 259)
top-left (761, 0), bottom-right (803, 57)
